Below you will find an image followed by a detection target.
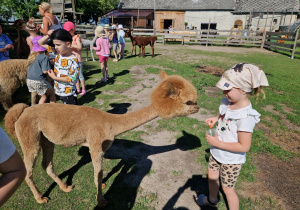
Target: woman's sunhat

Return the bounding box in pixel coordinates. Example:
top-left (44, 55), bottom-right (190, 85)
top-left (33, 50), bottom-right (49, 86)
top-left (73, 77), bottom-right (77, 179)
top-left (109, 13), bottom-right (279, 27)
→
top-left (216, 63), bottom-right (269, 92)
top-left (32, 36), bottom-right (47, 52)
top-left (95, 26), bottom-right (106, 37)
top-left (117, 24), bottom-right (123, 29)
top-left (104, 24), bottom-right (110, 29)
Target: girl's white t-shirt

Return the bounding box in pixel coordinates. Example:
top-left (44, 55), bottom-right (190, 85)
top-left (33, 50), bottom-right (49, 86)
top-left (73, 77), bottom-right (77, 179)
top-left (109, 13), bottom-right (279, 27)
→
top-left (210, 98), bottom-right (261, 164)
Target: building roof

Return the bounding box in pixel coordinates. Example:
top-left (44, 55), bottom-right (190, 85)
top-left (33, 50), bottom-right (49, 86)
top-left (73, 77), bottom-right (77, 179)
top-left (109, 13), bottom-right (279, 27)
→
top-left (119, 0), bottom-right (235, 11)
top-left (234, 0), bottom-right (300, 13)
top-left (107, 10), bottom-right (153, 18)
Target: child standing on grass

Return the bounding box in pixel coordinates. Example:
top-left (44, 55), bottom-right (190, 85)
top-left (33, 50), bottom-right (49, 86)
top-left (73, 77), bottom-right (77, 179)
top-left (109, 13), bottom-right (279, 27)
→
top-left (196, 63), bottom-right (269, 209)
top-left (117, 24), bottom-right (125, 59)
top-left (26, 36), bottom-right (56, 104)
top-left (93, 26), bottom-right (111, 83)
top-left (63, 21), bottom-right (87, 96)
top-left (109, 25), bottom-right (119, 62)
top-left (46, 29), bottom-right (79, 105)
top-left (25, 17), bottom-right (40, 54)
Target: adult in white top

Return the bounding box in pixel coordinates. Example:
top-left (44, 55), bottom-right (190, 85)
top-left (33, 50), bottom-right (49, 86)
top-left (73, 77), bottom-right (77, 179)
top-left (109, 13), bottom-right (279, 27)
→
top-left (38, 2), bottom-right (62, 36)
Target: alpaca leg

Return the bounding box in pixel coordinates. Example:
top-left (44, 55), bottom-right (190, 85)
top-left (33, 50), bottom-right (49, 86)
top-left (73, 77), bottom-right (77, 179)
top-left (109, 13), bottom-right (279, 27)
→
top-left (143, 46), bottom-right (146, 58)
top-left (16, 129), bottom-right (48, 203)
top-left (89, 148), bottom-right (107, 208)
top-left (131, 45), bottom-right (134, 55)
top-left (151, 44), bottom-right (155, 57)
top-left (31, 92), bottom-right (38, 105)
top-left (135, 45), bottom-right (136, 55)
top-left (1, 95), bottom-right (13, 110)
top-left (40, 135), bottom-right (74, 192)
top-left (139, 46), bottom-right (142, 57)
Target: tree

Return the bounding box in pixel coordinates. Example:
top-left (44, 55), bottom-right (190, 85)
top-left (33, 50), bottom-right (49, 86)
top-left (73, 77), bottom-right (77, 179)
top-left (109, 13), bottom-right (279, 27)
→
top-left (0, 0), bottom-right (42, 22)
top-left (75, 0), bottom-right (119, 23)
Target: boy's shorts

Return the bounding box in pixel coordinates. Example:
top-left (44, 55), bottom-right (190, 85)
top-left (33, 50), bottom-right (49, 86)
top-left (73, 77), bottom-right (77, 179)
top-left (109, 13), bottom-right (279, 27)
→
top-left (208, 155), bottom-right (242, 188)
top-left (60, 95), bottom-right (77, 105)
top-left (98, 55), bottom-right (109, 63)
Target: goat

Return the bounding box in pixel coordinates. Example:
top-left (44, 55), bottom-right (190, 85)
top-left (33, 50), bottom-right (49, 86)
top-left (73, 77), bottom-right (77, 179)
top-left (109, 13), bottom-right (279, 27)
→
top-left (125, 29), bottom-right (157, 58)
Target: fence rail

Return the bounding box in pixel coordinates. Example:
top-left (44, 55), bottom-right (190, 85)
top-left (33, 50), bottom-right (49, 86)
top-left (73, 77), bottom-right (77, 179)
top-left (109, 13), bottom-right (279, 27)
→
top-left (262, 29), bottom-right (300, 59)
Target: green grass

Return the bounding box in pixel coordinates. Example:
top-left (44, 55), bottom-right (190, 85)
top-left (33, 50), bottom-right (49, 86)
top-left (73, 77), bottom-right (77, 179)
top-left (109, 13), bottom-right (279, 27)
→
top-left (1, 43), bottom-right (299, 209)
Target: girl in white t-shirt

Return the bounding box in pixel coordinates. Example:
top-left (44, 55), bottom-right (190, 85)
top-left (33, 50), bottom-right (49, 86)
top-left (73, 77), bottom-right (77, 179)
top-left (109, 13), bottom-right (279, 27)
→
top-left (195, 63), bottom-right (269, 209)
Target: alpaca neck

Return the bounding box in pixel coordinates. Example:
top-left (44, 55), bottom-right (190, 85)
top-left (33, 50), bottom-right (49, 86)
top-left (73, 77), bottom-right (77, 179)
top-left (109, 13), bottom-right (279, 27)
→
top-left (111, 104), bottom-right (158, 136)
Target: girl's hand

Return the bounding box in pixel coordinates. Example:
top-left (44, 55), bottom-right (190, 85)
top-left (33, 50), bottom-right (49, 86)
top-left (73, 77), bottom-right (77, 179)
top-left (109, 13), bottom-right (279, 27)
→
top-left (0, 48), bottom-right (7, 52)
top-left (205, 116), bottom-right (218, 128)
top-left (47, 30), bottom-right (54, 36)
top-left (205, 133), bottom-right (220, 147)
top-left (47, 69), bottom-right (55, 79)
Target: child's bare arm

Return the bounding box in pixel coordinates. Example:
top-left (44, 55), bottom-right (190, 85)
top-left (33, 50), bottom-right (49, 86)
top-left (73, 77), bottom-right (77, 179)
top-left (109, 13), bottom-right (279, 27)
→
top-left (47, 70), bottom-right (69, 83)
top-left (206, 131), bottom-right (252, 153)
top-left (26, 37), bottom-right (33, 50)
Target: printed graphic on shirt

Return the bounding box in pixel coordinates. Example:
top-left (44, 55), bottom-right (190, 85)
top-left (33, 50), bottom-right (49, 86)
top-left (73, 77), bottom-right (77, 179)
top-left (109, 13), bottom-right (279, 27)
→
top-left (217, 114), bottom-right (231, 133)
top-left (53, 55), bottom-right (79, 96)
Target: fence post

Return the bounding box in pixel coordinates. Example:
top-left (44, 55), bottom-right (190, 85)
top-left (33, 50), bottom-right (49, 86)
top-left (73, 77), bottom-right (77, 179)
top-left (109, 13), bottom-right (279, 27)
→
top-left (260, 30), bottom-right (267, 49)
top-left (206, 19), bottom-right (211, 47)
top-left (291, 28), bottom-right (299, 59)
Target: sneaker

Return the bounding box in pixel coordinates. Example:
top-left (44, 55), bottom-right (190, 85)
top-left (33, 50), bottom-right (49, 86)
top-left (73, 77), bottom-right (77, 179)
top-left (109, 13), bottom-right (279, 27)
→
top-left (106, 74), bottom-right (110, 79)
top-left (101, 78), bottom-right (107, 83)
top-left (122, 57), bottom-right (125, 59)
top-left (113, 59), bottom-right (118, 62)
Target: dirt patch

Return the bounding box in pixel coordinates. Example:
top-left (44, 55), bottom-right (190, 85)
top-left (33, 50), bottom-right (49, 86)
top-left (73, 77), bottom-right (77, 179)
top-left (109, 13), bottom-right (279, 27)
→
top-left (195, 65), bottom-right (225, 77)
top-left (240, 153), bottom-right (300, 210)
top-left (257, 105), bottom-right (300, 153)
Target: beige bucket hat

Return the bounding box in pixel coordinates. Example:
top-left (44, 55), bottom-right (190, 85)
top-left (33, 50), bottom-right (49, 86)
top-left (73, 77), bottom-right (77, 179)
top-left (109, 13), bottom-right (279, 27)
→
top-left (216, 63), bottom-right (269, 92)
top-left (95, 26), bottom-right (106, 37)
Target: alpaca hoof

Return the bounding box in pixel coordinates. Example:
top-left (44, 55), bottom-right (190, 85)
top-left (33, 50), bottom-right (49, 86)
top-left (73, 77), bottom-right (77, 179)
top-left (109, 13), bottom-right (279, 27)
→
top-left (37, 196), bottom-right (49, 204)
top-left (62, 185), bottom-right (74, 192)
top-left (101, 183), bottom-right (106, 189)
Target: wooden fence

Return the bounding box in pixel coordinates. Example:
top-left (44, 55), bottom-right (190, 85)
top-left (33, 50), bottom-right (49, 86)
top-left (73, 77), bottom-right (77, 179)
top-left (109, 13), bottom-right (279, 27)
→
top-left (132, 28), bottom-right (263, 47)
top-left (261, 29), bottom-right (300, 59)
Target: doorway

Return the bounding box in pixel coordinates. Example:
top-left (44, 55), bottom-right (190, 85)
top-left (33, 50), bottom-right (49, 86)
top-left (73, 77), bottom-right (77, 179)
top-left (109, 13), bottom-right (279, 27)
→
top-left (164, 19), bottom-right (173, 29)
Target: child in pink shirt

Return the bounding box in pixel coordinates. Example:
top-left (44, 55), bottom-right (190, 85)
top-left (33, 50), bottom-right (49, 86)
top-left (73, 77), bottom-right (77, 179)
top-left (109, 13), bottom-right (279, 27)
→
top-left (93, 26), bottom-right (111, 83)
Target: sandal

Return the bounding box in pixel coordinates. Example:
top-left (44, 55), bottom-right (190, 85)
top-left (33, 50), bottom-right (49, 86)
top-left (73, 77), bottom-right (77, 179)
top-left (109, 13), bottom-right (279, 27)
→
top-left (113, 59), bottom-right (118, 62)
top-left (80, 89), bottom-right (87, 96)
top-left (77, 88), bottom-right (81, 94)
top-left (194, 194), bottom-right (219, 207)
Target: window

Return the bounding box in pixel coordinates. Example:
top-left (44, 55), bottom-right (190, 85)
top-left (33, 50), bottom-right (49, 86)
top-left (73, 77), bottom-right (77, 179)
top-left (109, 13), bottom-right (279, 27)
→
top-left (201, 23), bottom-right (217, 30)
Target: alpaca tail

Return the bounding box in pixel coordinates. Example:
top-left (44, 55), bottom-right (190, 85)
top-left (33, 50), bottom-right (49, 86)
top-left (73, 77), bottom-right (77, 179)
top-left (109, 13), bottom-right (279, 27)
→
top-left (4, 103), bottom-right (29, 138)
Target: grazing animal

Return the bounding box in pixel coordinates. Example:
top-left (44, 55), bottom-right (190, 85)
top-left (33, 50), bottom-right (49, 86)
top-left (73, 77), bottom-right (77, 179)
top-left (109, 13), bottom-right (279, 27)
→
top-left (4, 71), bottom-right (199, 208)
top-left (13, 19), bottom-right (30, 59)
top-left (125, 29), bottom-right (157, 57)
top-left (0, 53), bottom-right (38, 110)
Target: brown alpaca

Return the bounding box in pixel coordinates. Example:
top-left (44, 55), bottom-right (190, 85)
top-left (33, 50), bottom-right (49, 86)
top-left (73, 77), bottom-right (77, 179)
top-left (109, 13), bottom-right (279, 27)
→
top-left (4, 71), bottom-right (199, 208)
top-left (125, 29), bottom-right (157, 57)
top-left (0, 54), bottom-right (38, 110)
top-left (13, 19), bottom-right (30, 59)
top-left (125, 29), bottom-right (141, 56)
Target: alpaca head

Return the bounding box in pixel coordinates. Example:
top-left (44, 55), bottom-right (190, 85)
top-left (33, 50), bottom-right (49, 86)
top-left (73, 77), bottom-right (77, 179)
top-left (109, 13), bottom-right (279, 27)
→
top-left (151, 71), bottom-right (199, 119)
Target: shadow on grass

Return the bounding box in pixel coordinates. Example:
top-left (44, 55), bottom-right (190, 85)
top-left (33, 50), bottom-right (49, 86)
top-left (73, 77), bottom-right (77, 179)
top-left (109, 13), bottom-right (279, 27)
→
top-left (77, 70), bottom-right (130, 105)
top-left (42, 130), bottom-right (202, 209)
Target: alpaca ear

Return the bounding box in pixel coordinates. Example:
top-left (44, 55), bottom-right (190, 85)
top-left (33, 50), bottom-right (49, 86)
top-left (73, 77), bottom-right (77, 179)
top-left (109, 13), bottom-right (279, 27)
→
top-left (159, 71), bottom-right (168, 80)
top-left (162, 81), bottom-right (180, 99)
